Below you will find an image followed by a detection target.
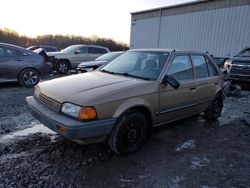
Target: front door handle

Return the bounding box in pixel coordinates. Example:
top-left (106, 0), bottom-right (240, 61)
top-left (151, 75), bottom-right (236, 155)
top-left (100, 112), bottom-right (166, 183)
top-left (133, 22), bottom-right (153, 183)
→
top-left (190, 87), bottom-right (196, 91)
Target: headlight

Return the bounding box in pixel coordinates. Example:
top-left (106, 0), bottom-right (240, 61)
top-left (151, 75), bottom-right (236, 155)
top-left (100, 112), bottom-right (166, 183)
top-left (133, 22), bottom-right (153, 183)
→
top-left (33, 86), bottom-right (40, 99)
top-left (224, 60), bottom-right (232, 69)
top-left (61, 103), bottom-right (97, 120)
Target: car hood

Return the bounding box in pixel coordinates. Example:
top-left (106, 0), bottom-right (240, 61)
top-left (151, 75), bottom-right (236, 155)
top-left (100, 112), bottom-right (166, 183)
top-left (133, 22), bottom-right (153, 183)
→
top-left (231, 56), bottom-right (250, 63)
top-left (38, 71), bottom-right (150, 105)
top-left (78, 60), bottom-right (107, 67)
top-left (47, 52), bottom-right (70, 57)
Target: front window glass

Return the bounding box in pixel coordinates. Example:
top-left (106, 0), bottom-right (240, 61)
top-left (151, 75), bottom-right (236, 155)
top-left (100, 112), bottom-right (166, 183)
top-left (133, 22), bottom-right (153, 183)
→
top-left (167, 55), bottom-right (193, 81)
top-left (101, 51), bottom-right (169, 80)
top-left (238, 49), bottom-right (250, 57)
top-left (60, 45), bottom-right (82, 53)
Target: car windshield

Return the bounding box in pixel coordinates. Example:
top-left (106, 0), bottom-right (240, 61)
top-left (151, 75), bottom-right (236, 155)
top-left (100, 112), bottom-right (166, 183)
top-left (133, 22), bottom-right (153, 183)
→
top-left (96, 52), bottom-right (123, 61)
top-left (101, 51), bottom-right (169, 80)
top-left (60, 45), bottom-right (81, 53)
top-left (237, 49), bottom-right (250, 57)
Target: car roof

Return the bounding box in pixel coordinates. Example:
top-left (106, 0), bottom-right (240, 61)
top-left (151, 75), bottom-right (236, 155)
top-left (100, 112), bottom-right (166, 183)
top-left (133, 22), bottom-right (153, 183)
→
top-left (69, 44), bottom-right (109, 49)
top-left (128, 48), bottom-right (208, 55)
top-left (108, 51), bottom-right (124, 54)
top-left (0, 42), bottom-right (29, 51)
top-left (38, 45), bottom-right (58, 48)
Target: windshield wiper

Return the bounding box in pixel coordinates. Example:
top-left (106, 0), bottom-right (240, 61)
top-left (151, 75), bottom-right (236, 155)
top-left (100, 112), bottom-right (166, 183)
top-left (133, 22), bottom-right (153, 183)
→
top-left (118, 72), bottom-right (153, 81)
top-left (101, 70), bottom-right (153, 80)
top-left (101, 69), bottom-right (116, 74)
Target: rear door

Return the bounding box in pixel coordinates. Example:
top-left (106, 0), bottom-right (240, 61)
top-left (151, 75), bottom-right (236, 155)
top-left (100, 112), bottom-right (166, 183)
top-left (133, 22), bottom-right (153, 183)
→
top-left (89, 47), bottom-right (107, 60)
top-left (190, 54), bottom-right (220, 112)
top-left (0, 46), bottom-right (24, 81)
top-left (157, 53), bottom-right (198, 124)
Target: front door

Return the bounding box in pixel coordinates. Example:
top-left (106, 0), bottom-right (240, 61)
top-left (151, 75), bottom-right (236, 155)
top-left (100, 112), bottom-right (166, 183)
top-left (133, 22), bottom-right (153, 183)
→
top-left (157, 54), bottom-right (198, 124)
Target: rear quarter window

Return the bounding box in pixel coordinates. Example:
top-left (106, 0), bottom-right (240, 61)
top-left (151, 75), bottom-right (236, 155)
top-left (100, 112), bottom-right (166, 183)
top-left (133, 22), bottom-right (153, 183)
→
top-left (205, 56), bottom-right (218, 76)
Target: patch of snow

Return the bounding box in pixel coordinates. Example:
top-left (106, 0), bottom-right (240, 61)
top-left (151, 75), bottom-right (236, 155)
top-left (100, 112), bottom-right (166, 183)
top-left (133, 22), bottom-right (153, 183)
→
top-left (0, 122), bottom-right (56, 143)
top-left (190, 155), bottom-right (210, 169)
top-left (0, 151), bottom-right (32, 161)
top-left (175, 140), bottom-right (195, 152)
top-left (168, 176), bottom-right (185, 188)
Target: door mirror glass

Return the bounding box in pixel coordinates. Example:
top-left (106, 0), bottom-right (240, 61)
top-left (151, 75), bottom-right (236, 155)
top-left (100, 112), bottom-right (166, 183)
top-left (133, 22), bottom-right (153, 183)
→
top-left (162, 75), bottom-right (180, 89)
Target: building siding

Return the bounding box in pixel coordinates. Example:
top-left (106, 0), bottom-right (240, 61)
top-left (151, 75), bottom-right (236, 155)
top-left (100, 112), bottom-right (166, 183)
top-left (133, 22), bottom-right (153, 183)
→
top-left (130, 1), bottom-right (250, 56)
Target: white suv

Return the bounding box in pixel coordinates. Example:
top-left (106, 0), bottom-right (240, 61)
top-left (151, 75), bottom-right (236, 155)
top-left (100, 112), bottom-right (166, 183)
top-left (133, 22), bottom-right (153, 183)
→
top-left (48, 45), bottom-right (110, 73)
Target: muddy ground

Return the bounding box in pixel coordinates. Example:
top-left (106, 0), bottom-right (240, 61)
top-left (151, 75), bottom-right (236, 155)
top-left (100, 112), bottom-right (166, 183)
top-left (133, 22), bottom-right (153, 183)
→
top-left (0, 79), bottom-right (250, 188)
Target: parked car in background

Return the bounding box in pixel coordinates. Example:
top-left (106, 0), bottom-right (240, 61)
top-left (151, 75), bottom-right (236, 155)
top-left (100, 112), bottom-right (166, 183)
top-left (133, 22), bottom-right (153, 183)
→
top-left (223, 47), bottom-right (250, 81)
top-left (47, 45), bottom-right (110, 74)
top-left (26, 49), bottom-right (223, 155)
top-left (212, 56), bottom-right (229, 68)
top-left (76, 51), bottom-right (124, 73)
top-left (0, 43), bottom-right (52, 87)
top-left (27, 45), bottom-right (59, 53)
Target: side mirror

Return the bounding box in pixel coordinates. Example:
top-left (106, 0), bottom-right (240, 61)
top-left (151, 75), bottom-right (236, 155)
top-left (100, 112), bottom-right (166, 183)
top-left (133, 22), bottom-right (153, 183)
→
top-left (75, 50), bottom-right (81, 54)
top-left (162, 75), bottom-right (180, 89)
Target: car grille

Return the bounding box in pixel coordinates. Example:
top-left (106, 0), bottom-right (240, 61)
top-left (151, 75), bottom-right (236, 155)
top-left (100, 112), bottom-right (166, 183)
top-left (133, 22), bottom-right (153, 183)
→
top-left (230, 65), bottom-right (250, 76)
top-left (38, 93), bottom-right (61, 112)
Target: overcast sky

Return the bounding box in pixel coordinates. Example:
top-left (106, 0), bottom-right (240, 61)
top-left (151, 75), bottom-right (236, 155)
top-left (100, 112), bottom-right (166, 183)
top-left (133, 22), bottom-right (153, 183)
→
top-left (0, 0), bottom-right (193, 44)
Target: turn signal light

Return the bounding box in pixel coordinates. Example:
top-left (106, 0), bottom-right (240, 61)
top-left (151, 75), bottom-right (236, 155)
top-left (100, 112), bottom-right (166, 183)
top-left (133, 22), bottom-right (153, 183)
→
top-left (78, 107), bottom-right (97, 120)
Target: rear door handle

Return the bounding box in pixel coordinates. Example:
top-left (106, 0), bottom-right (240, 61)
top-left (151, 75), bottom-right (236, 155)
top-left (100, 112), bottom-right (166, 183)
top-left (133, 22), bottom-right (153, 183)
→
top-left (215, 82), bottom-right (219, 85)
top-left (15, 57), bottom-right (23, 61)
top-left (190, 87), bottom-right (196, 91)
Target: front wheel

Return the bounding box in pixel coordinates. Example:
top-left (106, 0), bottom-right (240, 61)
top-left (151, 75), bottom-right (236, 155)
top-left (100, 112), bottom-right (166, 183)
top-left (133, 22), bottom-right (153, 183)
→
top-left (108, 111), bottom-right (149, 155)
top-left (204, 94), bottom-right (223, 120)
top-left (18, 68), bottom-right (40, 88)
top-left (55, 61), bottom-right (70, 74)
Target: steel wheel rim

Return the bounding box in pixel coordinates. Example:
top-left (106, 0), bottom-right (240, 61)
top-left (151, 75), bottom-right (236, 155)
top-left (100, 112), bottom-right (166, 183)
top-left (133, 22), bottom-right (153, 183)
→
top-left (122, 121), bottom-right (143, 147)
top-left (23, 71), bottom-right (38, 86)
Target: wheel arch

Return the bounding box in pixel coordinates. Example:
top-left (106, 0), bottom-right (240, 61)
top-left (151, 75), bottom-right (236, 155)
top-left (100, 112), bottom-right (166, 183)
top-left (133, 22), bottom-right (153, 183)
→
top-left (17, 67), bottom-right (41, 80)
top-left (113, 100), bottom-right (154, 128)
top-left (56, 59), bottom-right (72, 69)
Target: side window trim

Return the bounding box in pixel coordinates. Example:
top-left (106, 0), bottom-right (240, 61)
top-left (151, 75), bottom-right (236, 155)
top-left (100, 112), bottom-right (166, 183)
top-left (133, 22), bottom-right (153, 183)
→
top-left (204, 55), bottom-right (218, 77)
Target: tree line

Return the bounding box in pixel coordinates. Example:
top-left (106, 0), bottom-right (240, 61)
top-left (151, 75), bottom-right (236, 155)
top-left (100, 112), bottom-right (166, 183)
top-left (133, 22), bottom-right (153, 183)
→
top-left (0, 28), bottom-right (128, 51)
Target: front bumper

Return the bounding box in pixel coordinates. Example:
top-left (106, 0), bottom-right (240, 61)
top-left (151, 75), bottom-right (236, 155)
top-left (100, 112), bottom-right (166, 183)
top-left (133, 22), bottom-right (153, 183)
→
top-left (25, 96), bottom-right (116, 139)
top-left (228, 73), bottom-right (250, 81)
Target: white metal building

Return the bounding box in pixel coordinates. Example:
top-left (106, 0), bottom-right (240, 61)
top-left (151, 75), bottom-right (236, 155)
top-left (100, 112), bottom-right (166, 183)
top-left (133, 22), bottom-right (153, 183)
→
top-left (130, 0), bottom-right (250, 56)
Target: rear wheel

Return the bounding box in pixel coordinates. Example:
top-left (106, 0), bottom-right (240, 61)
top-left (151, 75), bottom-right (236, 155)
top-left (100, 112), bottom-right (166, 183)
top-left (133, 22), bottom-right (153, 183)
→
top-left (55, 60), bottom-right (70, 74)
top-left (204, 94), bottom-right (223, 120)
top-left (108, 111), bottom-right (149, 155)
top-left (18, 68), bottom-right (40, 88)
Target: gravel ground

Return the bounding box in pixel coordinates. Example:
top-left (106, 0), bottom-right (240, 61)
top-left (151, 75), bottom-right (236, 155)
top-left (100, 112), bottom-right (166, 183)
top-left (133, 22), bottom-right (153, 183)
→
top-left (0, 80), bottom-right (250, 188)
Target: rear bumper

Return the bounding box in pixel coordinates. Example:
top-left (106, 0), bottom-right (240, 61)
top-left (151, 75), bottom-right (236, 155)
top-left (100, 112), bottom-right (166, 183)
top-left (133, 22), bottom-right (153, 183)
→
top-left (39, 63), bottom-right (53, 76)
top-left (25, 96), bottom-right (116, 139)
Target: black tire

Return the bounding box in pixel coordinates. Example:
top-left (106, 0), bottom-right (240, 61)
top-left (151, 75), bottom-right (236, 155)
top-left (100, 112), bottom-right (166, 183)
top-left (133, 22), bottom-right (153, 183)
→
top-left (55, 60), bottom-right (70, 74)
top-left (108, 111), bottom-right (149, 155)
top-left (18, 68), bottom-right (40, 88)
top-left (204, 94), bottom-right (223, 120)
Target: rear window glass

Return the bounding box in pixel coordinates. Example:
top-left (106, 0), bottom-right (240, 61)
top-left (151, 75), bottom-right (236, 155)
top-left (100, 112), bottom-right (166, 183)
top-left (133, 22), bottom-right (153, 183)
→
top-left (191, 55), bottom-right (209, 78)
top-left (205, 56), bottom-right (218, 76)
